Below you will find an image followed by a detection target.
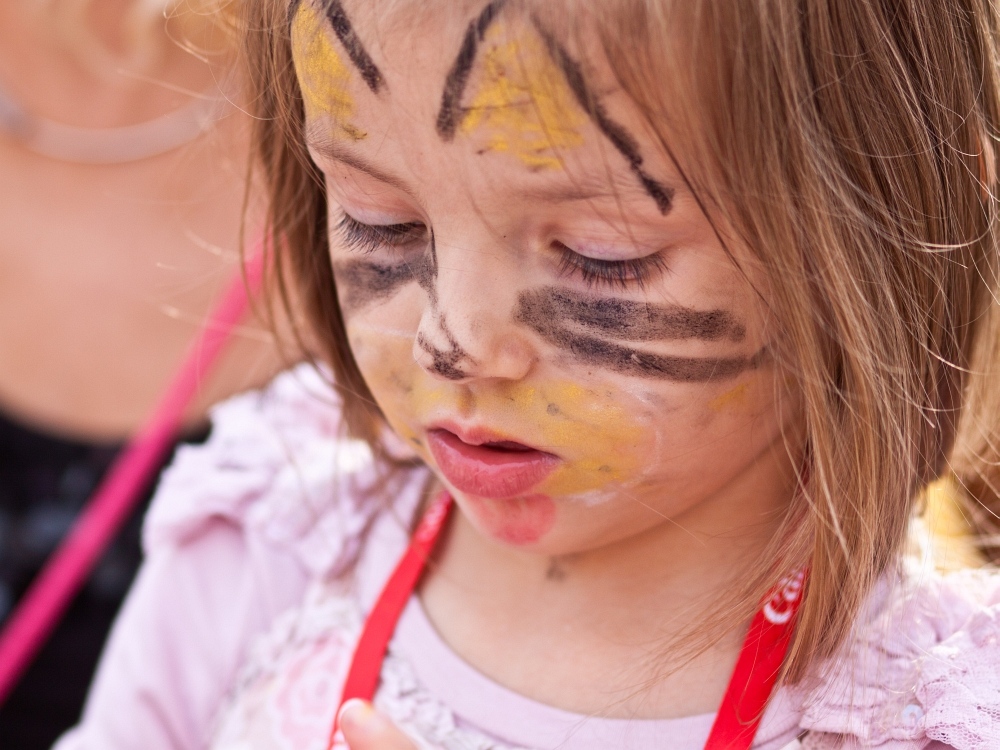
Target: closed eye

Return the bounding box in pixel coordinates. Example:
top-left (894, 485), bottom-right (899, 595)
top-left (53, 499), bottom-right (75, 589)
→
top-left (335, 213), bottom-right (428, 254)
top-left (554, 242), bottom-right (669, 291)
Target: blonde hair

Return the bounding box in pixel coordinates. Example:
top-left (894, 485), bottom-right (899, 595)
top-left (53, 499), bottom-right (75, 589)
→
top-left (240, 0), bottom-right (1000, 682)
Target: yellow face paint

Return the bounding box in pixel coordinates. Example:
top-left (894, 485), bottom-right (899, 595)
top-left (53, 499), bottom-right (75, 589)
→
top-left (459, 25), bottom-right (586, 170)
top-left (291, 3), bottom-right (367, 141)
top-left (708, 383), bottom-right (748, 412)
top-left (355, 329), bottom-right (647, 503)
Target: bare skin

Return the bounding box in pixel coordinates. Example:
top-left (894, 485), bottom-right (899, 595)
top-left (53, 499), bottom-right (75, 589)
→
top-left (0, 1), bottom-right (282, 440)
top-left (291, 0), bottom-right (803, 740)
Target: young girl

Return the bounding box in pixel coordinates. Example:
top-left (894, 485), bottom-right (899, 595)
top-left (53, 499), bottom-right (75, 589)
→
top-left (57, 0), bottom-right (1000, 748)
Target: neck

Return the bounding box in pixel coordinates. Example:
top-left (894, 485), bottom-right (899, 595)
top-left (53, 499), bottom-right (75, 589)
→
top-left (0, 2), bottom-right (218, 130)
top-left (419, 437), bottom-right (797, 718)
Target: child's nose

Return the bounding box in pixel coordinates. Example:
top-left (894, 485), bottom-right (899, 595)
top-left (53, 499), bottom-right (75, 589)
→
top-left (412, 253), bottom-right (535, 383)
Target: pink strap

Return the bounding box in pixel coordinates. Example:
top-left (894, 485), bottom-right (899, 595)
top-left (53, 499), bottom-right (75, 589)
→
top-left (0, 245), bottom-right (266, 706)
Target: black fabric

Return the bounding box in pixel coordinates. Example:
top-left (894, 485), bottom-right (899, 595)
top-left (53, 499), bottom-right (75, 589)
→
top-left (0, 408), bottom-right (209, 749)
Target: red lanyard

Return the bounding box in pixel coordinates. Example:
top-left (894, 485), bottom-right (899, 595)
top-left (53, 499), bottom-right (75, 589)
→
top-left (330, 493), bottom-right (805, 750)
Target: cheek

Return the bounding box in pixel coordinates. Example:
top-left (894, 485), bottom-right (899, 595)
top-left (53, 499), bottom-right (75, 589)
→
top-left (343, 293), bottom-right (429, 438)
top-left (528, 382), bottom-right (655, 500)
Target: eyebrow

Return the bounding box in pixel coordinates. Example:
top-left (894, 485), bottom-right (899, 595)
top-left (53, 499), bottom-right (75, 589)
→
top-left (309, 134), bottom-right (677, 209)
top-left (290, 0), bottom-right (384, 93)
top-left (307, 135), bottom-right (412, 192)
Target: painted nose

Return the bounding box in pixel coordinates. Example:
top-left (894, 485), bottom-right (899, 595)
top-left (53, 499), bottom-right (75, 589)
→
top-left (412, 251), bottom-right (535, 383)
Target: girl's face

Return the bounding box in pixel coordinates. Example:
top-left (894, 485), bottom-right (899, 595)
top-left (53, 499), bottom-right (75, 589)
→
top-left (292, 0), bottom-right (800, 554)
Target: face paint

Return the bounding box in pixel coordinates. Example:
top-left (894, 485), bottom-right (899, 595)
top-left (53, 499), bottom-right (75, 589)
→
top-left (455, 23), bottom-right (587, 170)
top-left (709, 383), bottom-right (749, 412)
top-left (514, 288), bottom-right (764, 381)
top-left (416, 325), bottom-right (469, 381)
top-left (520, 287), bottom-right (746, 343)
top-left (322, 0), bottom-right (384, 92)
top-left (291, 2), bottom-right (367, 140)
top-left (533, 22), bottom-right (674, 214)
top-left (335, 259), bottom-right (421, 312)
top-left (351, 327), bottom-right (651, 504)
top-left (437, 0), bottom-right (508, 140)
top-left (334, 231), bottom-right (473, 380)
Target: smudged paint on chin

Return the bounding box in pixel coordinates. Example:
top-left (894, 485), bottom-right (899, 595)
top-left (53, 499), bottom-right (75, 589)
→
top-left (465, 493), bottom-right (556, 544)
top-left (459, 24), bottom-right (585, 170)
top-left (291, 3), bottom-right (366, 140)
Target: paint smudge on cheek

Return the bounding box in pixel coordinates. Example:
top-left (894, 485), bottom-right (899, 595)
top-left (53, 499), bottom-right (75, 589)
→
top-left (465, 493), bottom-right (556, 545)
top-left (523, 287), bottom-right (747, 342)
top-left (290, 3), bottom-right (366, 141)
top-left (491, 381), bottom-right (649, 499)
top-left (514, 287), bottom-right (768, 382)
top-left (458, 25), bottom-right (586, 170)
top-left (334, 260), bottom-right (417, 313)
top-left (709, 382), bottom-right (749, 412)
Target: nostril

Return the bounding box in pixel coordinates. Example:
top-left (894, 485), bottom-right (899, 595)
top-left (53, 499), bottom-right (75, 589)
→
top-left (416, 332), bottom-right (468, 381)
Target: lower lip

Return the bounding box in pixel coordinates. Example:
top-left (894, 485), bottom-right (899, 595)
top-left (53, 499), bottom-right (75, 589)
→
top-left (426, 429), bottom-right (559, 499)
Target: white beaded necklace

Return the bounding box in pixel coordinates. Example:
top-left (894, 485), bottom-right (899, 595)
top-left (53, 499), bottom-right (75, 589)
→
top-left (0, 82), bottom-right (228, 164)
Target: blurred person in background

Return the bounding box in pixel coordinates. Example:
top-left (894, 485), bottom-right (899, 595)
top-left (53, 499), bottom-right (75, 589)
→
top-left (0, 1), bottom-right (284, 746)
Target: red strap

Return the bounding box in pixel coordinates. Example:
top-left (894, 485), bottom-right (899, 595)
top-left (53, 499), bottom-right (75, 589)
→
top-left (330, 492), bottom-right (804, 750)
top-left (704, 570), bottom-right (806, 750)
top-left (0, 247), bottom-right (265, 707)
top-left (329, 492), bottom-right (453, 748)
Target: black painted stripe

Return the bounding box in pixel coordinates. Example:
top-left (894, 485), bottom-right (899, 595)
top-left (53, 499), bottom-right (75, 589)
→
top-left (533, 21), bottom-right (674, 214)
top-left (436, 0), bottom-right (508, 140)
top-left (323, 0), bottom-right (384, 92)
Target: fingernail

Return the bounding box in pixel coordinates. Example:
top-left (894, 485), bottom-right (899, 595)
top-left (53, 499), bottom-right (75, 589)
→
top-left (338, 699), bottom-right (378, 733)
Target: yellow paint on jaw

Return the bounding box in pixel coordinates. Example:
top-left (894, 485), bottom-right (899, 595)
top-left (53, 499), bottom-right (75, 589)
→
top-left (460, 26), bottom-right (586, 170)
top-left (290, 3), bottom-right (366, 141)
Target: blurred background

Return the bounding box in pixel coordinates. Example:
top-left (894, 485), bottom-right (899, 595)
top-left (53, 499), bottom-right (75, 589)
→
top-left (0, 1), bottom-right (284, 746)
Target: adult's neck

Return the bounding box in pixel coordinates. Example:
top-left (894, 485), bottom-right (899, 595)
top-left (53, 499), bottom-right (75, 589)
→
top-left (0, 2), bottom-right (220, 128)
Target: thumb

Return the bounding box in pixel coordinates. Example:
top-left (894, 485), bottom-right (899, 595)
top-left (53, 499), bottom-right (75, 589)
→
top-left (339, 699), bottom-right (419, 750)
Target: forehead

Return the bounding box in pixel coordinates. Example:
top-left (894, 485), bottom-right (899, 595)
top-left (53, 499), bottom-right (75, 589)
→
top-left (289, 0), bottom-right (676, 212)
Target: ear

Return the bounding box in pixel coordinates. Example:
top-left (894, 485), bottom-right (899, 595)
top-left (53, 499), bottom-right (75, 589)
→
top-left (339, 699), bottom-right (420, 750)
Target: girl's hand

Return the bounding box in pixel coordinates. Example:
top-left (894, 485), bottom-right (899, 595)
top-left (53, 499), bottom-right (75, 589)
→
top-left (339, 699), bottom-right (419, 750)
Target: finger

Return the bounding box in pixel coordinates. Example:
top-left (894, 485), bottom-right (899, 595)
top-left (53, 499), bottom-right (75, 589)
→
top-left (340, 699), bottom-right (419, 750)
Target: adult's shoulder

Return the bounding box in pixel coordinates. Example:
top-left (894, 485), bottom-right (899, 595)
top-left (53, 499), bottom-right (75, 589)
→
top-left (796, 564), bottom-right (1000, 749)
top-left (144, 362), bottom-right (422, 578)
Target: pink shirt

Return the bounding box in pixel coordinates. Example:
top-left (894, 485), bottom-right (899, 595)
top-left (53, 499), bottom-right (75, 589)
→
top-left (55, 366), bottom-right (1000, 750)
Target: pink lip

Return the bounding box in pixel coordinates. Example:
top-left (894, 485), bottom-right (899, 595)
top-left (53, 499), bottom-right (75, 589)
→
top-left (426, 426), bottom-right (559, 499)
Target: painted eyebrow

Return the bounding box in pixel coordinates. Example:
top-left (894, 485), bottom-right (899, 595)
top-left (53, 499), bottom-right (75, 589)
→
top-left (437, 0), bottom-right (508, 140)
top-left (432, 0), bottom-right (674, 215)
top-left (532, 22), bottom-right (674, 215)
top-left (289, 0), bottom-right (384, 93)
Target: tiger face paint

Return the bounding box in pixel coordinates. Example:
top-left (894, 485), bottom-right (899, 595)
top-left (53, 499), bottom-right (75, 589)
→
top-left (295, 0), bottom-right (801, 555)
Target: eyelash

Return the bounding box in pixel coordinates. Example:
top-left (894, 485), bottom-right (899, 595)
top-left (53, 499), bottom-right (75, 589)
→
top-left (335, 213), bottom-right (426, 254)
top-left (554, 242), bottom-right (669, 291)
top-left (335, 214), bottom-right (667, 291)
